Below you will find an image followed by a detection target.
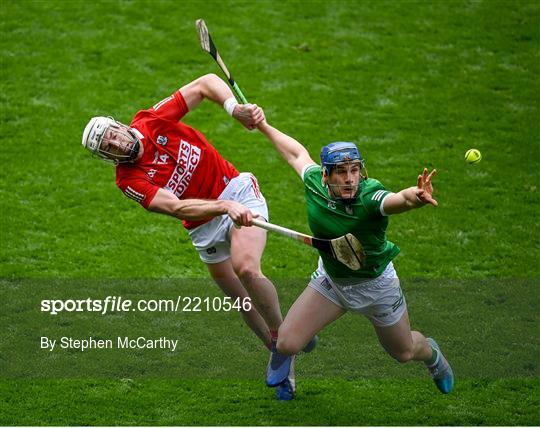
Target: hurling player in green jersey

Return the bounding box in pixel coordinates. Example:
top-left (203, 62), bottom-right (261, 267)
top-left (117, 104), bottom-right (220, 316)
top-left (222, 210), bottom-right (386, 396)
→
top-left (258, 121), bottom-right (454, 395)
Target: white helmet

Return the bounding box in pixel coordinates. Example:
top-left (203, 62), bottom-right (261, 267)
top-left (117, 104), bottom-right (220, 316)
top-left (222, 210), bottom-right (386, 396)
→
top-left (82, 116), bottom-right (140, 163)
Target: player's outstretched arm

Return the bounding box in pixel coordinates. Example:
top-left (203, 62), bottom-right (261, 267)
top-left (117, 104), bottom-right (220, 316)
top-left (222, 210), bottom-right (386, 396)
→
top-left (383, 168), bottom-right (438, 215)
top-left (179, 74), bottom-right (264, 130)
top-left (148, 188), bottom-right (256, 226)
top-left (257, 121), bottom-right (316, 178)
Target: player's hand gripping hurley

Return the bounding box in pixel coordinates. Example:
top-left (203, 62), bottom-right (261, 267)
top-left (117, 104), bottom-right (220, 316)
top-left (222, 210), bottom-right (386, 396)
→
top-left (252, 219), bottom-right (365, 271)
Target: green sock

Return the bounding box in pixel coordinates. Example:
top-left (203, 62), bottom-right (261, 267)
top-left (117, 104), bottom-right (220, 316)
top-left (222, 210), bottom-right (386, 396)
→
top-left (426, 348), bottom-right (438, 366)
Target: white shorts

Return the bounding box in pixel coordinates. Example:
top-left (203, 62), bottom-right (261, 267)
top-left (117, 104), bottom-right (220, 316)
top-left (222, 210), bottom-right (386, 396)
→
top-left (308, 259), bottom-right (406, 327)
top-left (188, 173), bottom-right (269, 264)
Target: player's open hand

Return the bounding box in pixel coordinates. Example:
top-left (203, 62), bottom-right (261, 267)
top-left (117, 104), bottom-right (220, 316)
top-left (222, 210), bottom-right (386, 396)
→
top-left (416, 168), bottom-right (438, 206)
top-left (233, 103), bottom-right (265, 130)
top-left (226, 201), bottom-right (259, 227)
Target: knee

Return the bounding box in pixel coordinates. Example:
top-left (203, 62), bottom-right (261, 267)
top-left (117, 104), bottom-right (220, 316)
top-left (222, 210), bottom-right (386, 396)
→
top-left (276, 324), bottom-right (304, 355)
top-left (276, 335), bottom-right (302, 356)
top-left (391, 349), bottom-right (414, 364)
top-left (234, 264), bottom-right (263, 284)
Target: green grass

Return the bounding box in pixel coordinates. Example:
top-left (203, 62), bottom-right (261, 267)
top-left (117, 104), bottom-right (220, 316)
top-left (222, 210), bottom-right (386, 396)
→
top-left (1, 379), bottom-right (538, 426)
top-left (1, 0), bottom-right (539, 425)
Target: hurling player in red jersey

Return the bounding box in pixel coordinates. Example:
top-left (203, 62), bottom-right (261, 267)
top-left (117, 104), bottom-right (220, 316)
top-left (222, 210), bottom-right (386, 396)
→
top-left (81, 75), bottom-right (306, 396)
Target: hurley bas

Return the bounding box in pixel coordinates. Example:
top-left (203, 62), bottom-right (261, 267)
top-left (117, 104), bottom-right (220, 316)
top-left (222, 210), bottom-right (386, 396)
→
top-left (41, 336), bottom-right (179, 352)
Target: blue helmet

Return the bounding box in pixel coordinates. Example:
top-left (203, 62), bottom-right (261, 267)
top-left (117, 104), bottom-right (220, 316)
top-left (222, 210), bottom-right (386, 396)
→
top-left (320, 142), bottom-right (363, 175)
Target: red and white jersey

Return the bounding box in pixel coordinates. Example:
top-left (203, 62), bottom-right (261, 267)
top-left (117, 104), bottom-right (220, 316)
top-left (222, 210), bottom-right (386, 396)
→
top-left (116, 91), bottom-right (239, 229)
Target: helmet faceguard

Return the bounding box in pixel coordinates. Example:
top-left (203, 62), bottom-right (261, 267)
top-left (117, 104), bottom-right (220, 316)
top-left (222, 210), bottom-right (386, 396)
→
top-left (320, 142), bottom-right (368, 205)
top-left (82, 117), bottom-right (140, 164)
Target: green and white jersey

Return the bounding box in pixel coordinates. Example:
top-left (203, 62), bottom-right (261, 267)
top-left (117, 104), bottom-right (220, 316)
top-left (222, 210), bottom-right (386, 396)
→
top-left (302, 164), bottom-right (400, 279)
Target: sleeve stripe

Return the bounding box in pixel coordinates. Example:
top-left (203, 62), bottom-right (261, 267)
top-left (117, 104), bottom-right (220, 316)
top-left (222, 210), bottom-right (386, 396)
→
top-left (372, 190), bottom-right (388, 201)
top-left (125, 189), bottom-right (143, 198)
top-left (379, 192), bottom-right (394, 216)
top-left (301, 164), bottom-right (319, 182)
top-left (153, 95), bottom-right (174, 111)
top-left (124, 193), bottom-right (143, 203)
top-left (126, 186), bottom-right (144, 198)
top-left (125, 193), bottom-right (144, 203)
top-left (124, 186), bottom-right (145, 203)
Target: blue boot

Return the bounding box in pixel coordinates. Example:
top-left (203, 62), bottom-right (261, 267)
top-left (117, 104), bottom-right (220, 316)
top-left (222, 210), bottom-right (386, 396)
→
top-left (266, 341), bottom-right (292, 387)
top-left (275, 377), bottom-right (296, 401)
top-left (426, 338), bottom-right (454, 394)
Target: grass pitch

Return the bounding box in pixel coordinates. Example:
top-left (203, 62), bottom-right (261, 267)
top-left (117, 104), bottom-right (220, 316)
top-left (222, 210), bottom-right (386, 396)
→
top-left (1, 0), bottom-right (539, 425)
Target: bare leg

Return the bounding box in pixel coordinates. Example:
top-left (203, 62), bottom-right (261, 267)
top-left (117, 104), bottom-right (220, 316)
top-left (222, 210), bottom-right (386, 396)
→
top-left (278, 286), bottom-right (346, 355)
top-left (372, 310), bottom-right (432, 363)
top-left (207, 259), bottom-right (271, 348)
top-left (230, 226), bottom-right (283, 330)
